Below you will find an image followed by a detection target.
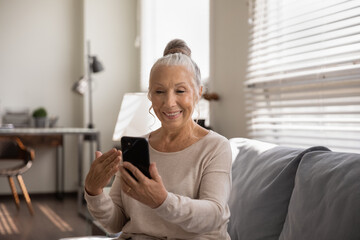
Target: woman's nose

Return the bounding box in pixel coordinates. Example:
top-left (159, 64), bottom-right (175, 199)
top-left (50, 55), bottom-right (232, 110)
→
top-left (164, 92), bottom-right (176, 107)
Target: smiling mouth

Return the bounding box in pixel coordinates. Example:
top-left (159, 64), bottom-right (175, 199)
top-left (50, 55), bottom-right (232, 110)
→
top-left (164, 111), bottom-right (182, 119)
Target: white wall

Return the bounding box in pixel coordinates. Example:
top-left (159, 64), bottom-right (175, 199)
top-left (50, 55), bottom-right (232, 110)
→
top-left (0, 0), bottom-right (84, 127)
top-left (84, 0), bottom-right (139, 152)
top-left (0, 0), bottom-right (84, 194)
top-left (80, 0), bottom-right (139, 183)
top-left (209, 0), bottom-right (249, 139)
top-left (0, 0), bottom-right (139, 194)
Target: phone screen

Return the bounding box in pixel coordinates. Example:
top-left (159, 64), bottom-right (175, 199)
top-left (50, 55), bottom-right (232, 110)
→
top-left (121, 136), bottom-right (151, 180)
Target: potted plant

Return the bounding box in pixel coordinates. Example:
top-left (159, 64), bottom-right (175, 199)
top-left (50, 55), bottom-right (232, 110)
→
top-left (32, 107), bottom-right (47, 128)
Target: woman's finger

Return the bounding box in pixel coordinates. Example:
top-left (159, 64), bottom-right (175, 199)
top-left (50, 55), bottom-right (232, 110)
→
top-left (120, 164), bottom-right (139, 187)
top-left (97, 148), bottom-right (117, 162)
top-left (149, 163), bottom-right (161, 182)
top-left (120, 176), bottom-right (132, 194)
top-left (95, 151), bottom-right (102, 158)
top-left (122, 161), bottom-right (147, 182)
top-left (101, 150), bottom-right (121, 167)
top-left (104, 156), bottom-right (121, 177)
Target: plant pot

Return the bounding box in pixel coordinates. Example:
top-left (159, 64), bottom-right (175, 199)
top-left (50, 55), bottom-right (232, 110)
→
top-left (34, 117), bottom-right (47, 128)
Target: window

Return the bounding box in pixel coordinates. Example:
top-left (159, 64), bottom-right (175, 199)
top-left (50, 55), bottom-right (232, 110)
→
top-left (139, 0), bottom-right (209, 91)
top-left (245, 0), bottom-right (360, 153)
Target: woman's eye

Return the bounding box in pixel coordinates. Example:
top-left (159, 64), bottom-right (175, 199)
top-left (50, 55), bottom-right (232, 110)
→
top-left (155, 90), bottom-right (164, 94)
top-left (176, 90), bottom-right (185, 94)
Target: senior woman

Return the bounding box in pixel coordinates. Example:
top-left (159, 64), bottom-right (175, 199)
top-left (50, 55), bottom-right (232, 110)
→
top-left (84, 39), bottom-right (232, 239)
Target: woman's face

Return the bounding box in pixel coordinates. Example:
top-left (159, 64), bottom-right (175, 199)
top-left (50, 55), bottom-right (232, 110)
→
top-left (149, 65), bottom-right (200, 130)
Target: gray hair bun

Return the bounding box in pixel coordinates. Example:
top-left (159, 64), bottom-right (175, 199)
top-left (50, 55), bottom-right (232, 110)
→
top-left (163, 39), bottom-right (191, 57)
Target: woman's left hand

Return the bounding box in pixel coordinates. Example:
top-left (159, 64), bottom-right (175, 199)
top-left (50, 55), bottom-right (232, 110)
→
top-left (120, 162), bottom-right (168, 209)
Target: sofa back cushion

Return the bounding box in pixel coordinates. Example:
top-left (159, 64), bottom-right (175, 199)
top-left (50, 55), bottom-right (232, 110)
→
top-left (228, 138), bottom-right (329, 240)
top-left (279, 151), bottom-right (360, 240)
top-left (228, 138), bottom-right (302, 240)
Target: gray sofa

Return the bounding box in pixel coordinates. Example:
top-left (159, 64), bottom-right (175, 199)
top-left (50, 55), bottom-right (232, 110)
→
top-left (228, 138), bottom-right (360, 240)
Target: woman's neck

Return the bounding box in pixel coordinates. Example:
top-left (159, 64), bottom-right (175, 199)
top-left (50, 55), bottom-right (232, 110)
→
top-left (149, 122), bottom-right (209, 152)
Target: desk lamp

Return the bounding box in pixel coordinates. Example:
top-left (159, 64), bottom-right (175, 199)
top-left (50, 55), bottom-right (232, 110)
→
top-left (112, 92), bottom-right (161, 142)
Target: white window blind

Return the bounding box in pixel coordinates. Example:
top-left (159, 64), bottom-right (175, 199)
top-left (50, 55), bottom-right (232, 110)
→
top-left (245, 0), bottom-right (360, 153)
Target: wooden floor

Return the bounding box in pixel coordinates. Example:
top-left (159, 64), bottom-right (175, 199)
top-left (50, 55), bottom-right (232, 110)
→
top-left (0, 193), bottom-right (95, 240)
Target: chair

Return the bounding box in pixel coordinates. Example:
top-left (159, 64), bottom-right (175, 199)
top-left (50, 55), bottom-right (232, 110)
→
top-left (0, 136), bottom-right (35, 215)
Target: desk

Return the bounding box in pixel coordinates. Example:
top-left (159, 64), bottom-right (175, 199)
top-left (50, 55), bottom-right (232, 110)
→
top-left (0, 128), bottom-right (100, 217)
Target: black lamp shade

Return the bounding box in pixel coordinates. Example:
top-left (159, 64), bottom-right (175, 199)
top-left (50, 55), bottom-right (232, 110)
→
top-left (91, 56), bottom-right (104, 73)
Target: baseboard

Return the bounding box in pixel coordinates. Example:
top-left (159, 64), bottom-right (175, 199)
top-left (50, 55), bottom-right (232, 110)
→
top-left (0, 191), bottom-right (78, 199)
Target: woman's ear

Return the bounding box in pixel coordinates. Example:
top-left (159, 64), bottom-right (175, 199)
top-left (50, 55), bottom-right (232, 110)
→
top-left (199, 86), bottom-right (203, 98)
top-left (194, 86), bottom-right (203, 103)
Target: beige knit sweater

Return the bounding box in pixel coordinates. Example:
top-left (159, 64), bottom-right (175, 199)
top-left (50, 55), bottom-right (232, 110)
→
top-left (85, 130), bottom-right (232, 239)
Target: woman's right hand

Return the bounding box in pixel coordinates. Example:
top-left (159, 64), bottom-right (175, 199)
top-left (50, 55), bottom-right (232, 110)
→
top-left (85, 148), bottom-right (122, 196)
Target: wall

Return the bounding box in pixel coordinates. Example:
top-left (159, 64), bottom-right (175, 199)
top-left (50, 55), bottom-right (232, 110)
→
top-left (0, 0), bottom-right (139, 194)
top-left (0, 0), bottom-right (84, 194)
top-left (84, 0), bottom-right (139, 152)
top-left (209, 0), bottom-right (249, 139)
top-left (80, 0), bottom-right (139, 182)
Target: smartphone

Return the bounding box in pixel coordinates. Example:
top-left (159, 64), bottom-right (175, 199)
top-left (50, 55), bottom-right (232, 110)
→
top-left (121, 136), bottom-right (151, 180)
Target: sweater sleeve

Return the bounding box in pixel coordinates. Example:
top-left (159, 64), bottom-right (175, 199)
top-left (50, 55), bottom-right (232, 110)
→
top-left (153, 139), bottom-right (232, 234)
top-left (84, 172), bottom-right (128, 234)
